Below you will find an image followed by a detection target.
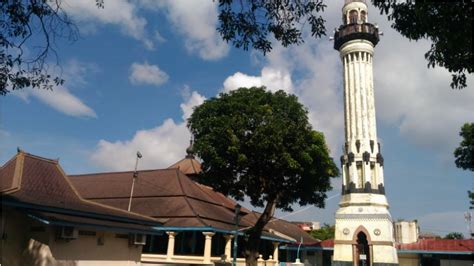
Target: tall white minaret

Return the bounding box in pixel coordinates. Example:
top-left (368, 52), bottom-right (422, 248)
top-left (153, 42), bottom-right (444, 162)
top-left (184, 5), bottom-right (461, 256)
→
top-left (333, 0), bottom-right (398, 265)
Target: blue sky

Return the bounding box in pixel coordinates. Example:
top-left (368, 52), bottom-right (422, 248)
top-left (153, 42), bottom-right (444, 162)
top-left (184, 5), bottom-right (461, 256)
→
top-left (2, 0), bottom-right (473, 237)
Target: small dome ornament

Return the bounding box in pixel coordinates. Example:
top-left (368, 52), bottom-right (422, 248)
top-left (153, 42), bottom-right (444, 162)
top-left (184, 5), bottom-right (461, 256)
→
top-left (186, 139), bottom-right (195, 158)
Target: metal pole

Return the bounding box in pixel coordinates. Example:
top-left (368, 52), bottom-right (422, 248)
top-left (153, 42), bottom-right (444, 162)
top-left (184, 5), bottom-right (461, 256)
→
top-left (128, 152), bottom-right (142, 211)
top-left (233, 229), bottom-right (238, 266)
top-left (233, 204), bottom-right (241, 266)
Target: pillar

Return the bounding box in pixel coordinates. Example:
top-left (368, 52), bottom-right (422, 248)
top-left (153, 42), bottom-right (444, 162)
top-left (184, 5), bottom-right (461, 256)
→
top-left (272, 242), bottom-right (279, 262)
top-left (166, 231), bottom-right (177, 261)
top-left (203, 232), bottom-right (215, 264)
top-left (224, 234), bottom-right (234, 261)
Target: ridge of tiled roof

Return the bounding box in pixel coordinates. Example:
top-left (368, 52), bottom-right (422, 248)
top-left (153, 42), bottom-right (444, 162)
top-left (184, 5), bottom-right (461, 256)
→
top-left (69, 167), bottom-right (249, 230)
top-left (1, 151), bottom-right (163, 225)
top-left (194, 182), bottom-right (251, 213)
top-left (175, 168), bottom-right (209, 227)
top-left (241, 211), bottom-right (317, 244)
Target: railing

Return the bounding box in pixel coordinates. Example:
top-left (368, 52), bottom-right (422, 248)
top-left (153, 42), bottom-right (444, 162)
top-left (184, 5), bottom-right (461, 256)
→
top-left (334, 23), bottom-right (379, 50)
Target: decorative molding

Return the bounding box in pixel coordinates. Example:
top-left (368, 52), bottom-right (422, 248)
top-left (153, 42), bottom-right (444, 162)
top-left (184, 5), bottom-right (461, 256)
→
top-left (343, 228), bottom-right (350, 235)
top-left (342, 182), bottom-right (385, 195)
top-left (363, 151), bottom-right (370, 164)
top-left (335, 213), bottom-right (392, 220)
top-left (356, 140), bottom-right (361, 153)
top-left (348, 152), bottom-right (355, 165)
top-left (374, 229), bottom-right (381, 236)
top-left (376, 153), bottom-right (384, 166)
top-left (334, 240), bottom-right (394, 247)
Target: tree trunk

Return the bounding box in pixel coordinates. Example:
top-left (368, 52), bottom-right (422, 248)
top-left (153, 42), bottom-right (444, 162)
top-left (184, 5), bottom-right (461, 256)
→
top-left (244, 196), bottom-right (278, 266)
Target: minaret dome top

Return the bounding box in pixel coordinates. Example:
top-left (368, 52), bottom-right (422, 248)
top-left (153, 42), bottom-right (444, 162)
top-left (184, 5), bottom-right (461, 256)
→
top-left (334, 0), bottom-right (379, 50)
top-left (342, 0), bottom-right (368, 25)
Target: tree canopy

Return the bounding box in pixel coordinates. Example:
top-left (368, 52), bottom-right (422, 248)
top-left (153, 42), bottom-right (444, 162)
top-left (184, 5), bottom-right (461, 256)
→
top-left (454, 123), bottom-right (474, 172)
top-left (187, 87), bottom-right (338, 264)
top-left (444, 232), bottom-right (464, 240)
top-left (1, 0), bottom-right (103, 95)
top-left (372, 1), bottom-right (472, 89)
top-left (217, 0), bottom-right (326, 54)
top-left (310, 223), bottom-right (335, 241)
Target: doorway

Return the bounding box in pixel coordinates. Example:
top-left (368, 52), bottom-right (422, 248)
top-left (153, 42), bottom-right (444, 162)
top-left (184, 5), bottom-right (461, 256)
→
top-left (354, 231), bottom-right (370, 266)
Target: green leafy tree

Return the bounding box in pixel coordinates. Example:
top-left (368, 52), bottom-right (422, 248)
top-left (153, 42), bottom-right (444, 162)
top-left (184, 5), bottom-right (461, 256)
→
top-left (453, 123), bottom-right (474, 215)
top-left (188, 87), bottom-right (339, 265)
top-left (217, 0), bottom-right (326, 54)
top-left (371, 2), bottom-right (472, 89)
top-left (310, 223), bottom-right (335, 241)
top-left (1, 0), bottom-right (103, 95)
top-left (454, 123), bottom-right (474, 172)
top-left (444, 232), bottom-right (464, 240)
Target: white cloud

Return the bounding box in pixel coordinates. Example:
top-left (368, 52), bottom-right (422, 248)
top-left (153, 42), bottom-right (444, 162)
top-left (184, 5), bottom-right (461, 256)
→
top-left (154, 30), bottom-right (167, 43)
top-left (13, 61), bottom-right (98, 118)
top-left (91, 89), bottom-right (205, 171)
top-left (222, 67), bottom-right (293, 93)
top-left (129, 62), bottom-right (169, 87)
top-left (140, 0), bottom-right (229, 60)
top-left (221, 0), bottom-right (474, 159)
top-left (369, 5), bottom-right (474, 157)
top-left (63, 0), bottom-right (153, 49)
top-left (29, 87), bottom-right (97, 118)
top-left (180, 86), bottom-right (206, 120)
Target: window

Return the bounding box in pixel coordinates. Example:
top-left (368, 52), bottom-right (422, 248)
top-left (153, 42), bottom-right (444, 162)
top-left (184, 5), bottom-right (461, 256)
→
top-left (211, 233), bottom-right (226, 257)
top-left (143, 234), bottom-right (168, 254)
top-left (360, 11), bottom-right (367, 23)
top-left (175, 231), bottom-right (205, 256)
top-left (349, 10), bottom-right (358, 24)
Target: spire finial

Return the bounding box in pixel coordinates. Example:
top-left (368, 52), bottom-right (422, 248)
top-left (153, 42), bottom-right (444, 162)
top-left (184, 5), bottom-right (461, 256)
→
top-left (186, 138), bottom-right (195, 158)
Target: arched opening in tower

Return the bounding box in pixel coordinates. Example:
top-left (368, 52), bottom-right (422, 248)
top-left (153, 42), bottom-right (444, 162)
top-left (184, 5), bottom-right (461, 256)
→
top-left (356, 231), bottom-right (371, 266)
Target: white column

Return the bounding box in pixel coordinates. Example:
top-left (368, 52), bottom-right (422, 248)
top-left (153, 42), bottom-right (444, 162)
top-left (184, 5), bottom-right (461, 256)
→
top-left (166, 231), bottom-right (177, 261)
top-left (272, 242), bottom-right (279, 262)
top-left (203, 232), bottom-right (215, 264)
top-left (359, 52), bottom-right (369, 141)
top-left (224, 235), bottom-right (233, 261)
top-left (354, 52), bottom-right (362, 141)
top-left (343, 55), bottom-right (350, 140)
top-left (348, 53), bottom-right (356, 143)
top-left (368, 54), bottom-right (377, 142)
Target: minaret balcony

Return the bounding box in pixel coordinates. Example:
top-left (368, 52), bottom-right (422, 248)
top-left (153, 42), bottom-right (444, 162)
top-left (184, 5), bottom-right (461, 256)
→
top-left (334, 23), bottom-right (379, 50)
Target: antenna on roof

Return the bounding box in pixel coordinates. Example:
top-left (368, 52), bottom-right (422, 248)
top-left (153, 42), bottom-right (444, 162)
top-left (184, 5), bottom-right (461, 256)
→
top-left (128, 151), bottom-right (142, 212)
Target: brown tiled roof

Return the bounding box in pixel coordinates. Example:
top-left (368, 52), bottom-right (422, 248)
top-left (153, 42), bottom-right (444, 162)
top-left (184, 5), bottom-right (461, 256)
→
top-left (195, 183), bottom-right (251, 213)
top-left (0, 156), bottom-right (18, 192)
top-left (168, 156), bottom-right (202, 176)
top-left (1, 152), bottom-right (162, 227)
top-left (241, 211), bottom-right (317, 244)
top-left (70, 168), bottom-right (251, 230)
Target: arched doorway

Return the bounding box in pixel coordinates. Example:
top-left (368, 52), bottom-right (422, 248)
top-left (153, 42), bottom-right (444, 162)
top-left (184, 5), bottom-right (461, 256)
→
top-left (355, 231), bottom-right (370, 266)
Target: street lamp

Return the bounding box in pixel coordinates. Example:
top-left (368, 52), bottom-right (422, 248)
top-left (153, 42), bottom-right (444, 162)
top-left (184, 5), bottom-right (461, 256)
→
top-left (128, 151), bottom-right (142, 211)
top-left (233, 203), bottom-right (241, 266)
